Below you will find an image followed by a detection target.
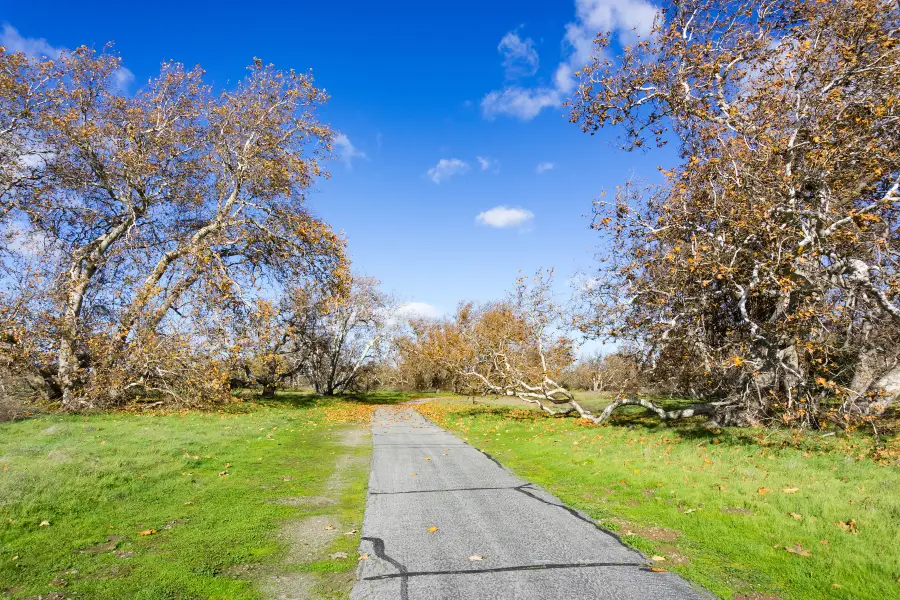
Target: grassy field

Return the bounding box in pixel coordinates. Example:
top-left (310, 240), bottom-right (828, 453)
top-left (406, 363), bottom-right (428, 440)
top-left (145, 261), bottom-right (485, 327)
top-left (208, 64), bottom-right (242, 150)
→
top-left (0, 391), bottom-right (410, 600)
top-left (417, 400), bottom-right (900, 600)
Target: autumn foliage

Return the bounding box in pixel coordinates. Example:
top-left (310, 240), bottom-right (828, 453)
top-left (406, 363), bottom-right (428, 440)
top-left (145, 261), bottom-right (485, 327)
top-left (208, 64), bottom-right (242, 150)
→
top-left (0, 46), bottom-right (346, 410)
top-left (571, 0), bottom-right (900, 426)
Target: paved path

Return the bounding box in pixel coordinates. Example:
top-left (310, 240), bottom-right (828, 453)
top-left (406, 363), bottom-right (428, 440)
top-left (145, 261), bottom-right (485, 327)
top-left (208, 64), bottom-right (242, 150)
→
top-left (351, 407), bottom-right (712, 600)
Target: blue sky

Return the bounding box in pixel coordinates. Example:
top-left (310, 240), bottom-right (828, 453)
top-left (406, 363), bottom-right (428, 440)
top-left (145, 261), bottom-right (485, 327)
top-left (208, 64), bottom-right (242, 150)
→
top-left (1, 0), bottom-right (673, 328)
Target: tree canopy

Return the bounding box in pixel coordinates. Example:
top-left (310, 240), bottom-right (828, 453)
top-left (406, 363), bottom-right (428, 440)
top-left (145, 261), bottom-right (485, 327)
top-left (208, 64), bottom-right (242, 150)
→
top-left (571, 0), bottom-right (900, 426)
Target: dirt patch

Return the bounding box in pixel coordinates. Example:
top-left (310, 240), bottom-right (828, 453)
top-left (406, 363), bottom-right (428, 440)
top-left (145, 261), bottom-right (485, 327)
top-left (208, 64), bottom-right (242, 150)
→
top-left (337, 427), bottom-right (369, 448)
top-left (271, 496), bottom-right (335, 508)
top-left (325, 454), bottom-right (368, 495)
top-left (656, 543), bottom-right (690, 565)
top-left (612, 518), bottom-right (682, 542)
top-left (280, 515), bottom-right (342, 563)
top-left (46, 450), bottom-right (71, 463)
top-left (260, 573), bottom-right (316, 600)
top-left (259, 425), bottom-right (368, 600)
top-left (80, 535), bottom-right (125, 554)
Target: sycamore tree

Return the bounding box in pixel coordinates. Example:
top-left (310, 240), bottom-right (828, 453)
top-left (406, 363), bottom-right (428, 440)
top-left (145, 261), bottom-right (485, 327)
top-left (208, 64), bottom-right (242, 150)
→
top-left (0, 45), bottom-right (346, 410)
top-left (283, 275), bottom-right (395, 396)
top-left (399, 271), bottom-right (620, 419)
top-left (570, 0), bottom-right (899, 426)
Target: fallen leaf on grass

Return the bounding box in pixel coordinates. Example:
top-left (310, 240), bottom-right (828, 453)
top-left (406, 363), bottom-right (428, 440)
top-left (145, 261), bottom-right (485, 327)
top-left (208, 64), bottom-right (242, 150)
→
top-left (758, 487), bottom-right (770, 495)
top-left (783, 487), bottom-right (799, 494)
top-left (789, 512), bottom-right (803, 520)
top-left (651, 555), bottom-right (666, 562)
top-left (218, 471), bottom-right (229, 477)
top-left (330, 552), bottom-right (348, 559)
top-left (785, 543), bottom-right (811, 557)
top-left (469, 555), bottom-right (485, 561)
top-left (139, 529), bottom-right (156, 536)
top-left (836, 519), bottom-right (859, 533)
top-left (183, 501), bottom-right (193, 505)
top-left (279, 476), bottom-right (292, 482)
top-left (832, 584), bottom-right (842, 589)
top-left (39, 521), bottom-right (50, 527)
top-left (684, 509), bottom-right (697, 514)
top-left (344, 529), bottom-right (358, 535)
top-left (427, 526), bottom-right (439, 533)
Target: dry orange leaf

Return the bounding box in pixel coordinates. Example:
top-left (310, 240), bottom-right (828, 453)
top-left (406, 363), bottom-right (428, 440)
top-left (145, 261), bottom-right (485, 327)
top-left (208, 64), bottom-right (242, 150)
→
top-left (785, 543), bottom-right (810, 557)
top-left (325, 525), bottom-right (335, 531)
top-left (423, 457), bottom-right (431, 461)
top-left (409, 473), bottom-right (417, 477)
top-left (139, 529), bottom-right (156, 536)
top-left (649, 567), bottom-right (667, 572)
top-left (836, 519), bottom-right (859, 533)
top-left (358, 553), bottom-right (369, 561)
top-left (757, 487), bottom-right (770, 495)
top-left (427, 526), bottom-right (439, 533)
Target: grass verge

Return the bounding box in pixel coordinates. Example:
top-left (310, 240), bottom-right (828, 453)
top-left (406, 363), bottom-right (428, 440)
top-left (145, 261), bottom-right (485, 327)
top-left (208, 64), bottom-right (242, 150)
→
top-left (0, 392), bottom-right (386, 599)
top-left (417, 401), bottom-right (900, 600)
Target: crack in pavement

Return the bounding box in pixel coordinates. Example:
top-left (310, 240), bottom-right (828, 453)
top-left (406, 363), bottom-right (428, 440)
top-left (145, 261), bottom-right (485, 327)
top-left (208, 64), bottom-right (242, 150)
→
top-left (362, 536), bottom-right (409, 600)
top-left (362, 560), bottom-right (648, 581)
top-left (511, 483), bottom-right (629, 545)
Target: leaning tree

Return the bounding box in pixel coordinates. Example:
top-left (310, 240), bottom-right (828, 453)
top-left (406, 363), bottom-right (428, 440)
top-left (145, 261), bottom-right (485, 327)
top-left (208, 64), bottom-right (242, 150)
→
top-left (0, 46), bottom-right (347, 409)
top-left (571, 0), bottom-right (900, 426)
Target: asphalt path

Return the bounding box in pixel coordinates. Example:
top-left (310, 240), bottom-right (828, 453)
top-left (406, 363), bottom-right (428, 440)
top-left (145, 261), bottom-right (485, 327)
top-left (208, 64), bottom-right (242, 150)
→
top-left (350, 407), bottom-right (713, 600)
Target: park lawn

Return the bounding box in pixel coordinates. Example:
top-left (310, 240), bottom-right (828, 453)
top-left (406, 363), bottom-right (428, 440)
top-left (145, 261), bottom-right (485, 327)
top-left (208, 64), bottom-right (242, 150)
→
top-left (0, 392), bottom-right (391, 600)
top-left (417, 401), bottom-right (900, 600)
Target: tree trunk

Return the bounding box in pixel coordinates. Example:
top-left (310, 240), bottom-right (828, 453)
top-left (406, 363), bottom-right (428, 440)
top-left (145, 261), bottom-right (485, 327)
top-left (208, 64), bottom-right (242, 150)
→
top-left (58, 337), bottom-right (80, 411)
top-left (260, 385), bottom-right (277, 398)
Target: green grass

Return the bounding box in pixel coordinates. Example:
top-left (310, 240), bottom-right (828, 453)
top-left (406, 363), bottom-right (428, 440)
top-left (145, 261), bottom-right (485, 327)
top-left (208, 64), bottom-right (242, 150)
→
top-left (417, 401), bottom-right (900, 600)
top-left (0, 392), bottom-right (381, 599)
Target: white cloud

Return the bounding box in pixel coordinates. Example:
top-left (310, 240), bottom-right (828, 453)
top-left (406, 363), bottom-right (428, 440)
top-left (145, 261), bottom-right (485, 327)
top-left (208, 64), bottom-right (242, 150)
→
top-left (476, 156), bottom-right (500, 173)
top-left (481, 0), bottom-right (658, 120)
top-left (111, 66), bottom-right (135, 91)
top-left (1, 23), bottom-right (134, 92)
top-left (334, 134), bottom-right (367, 168)
top-left (498, 31), bottom-right (539, 79)
top-left (427, 158), bottom-right (469, 184)
top-left (0, 23), bottom-right (62, 58)
top-left (536, 162), bottom-right (555, 174)
top-left (395, 302), bottom-right (442, 319)
top-left (481, 87), bottom-right (561, 121)
top-left (476, 206), bottom-right (535, 229)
